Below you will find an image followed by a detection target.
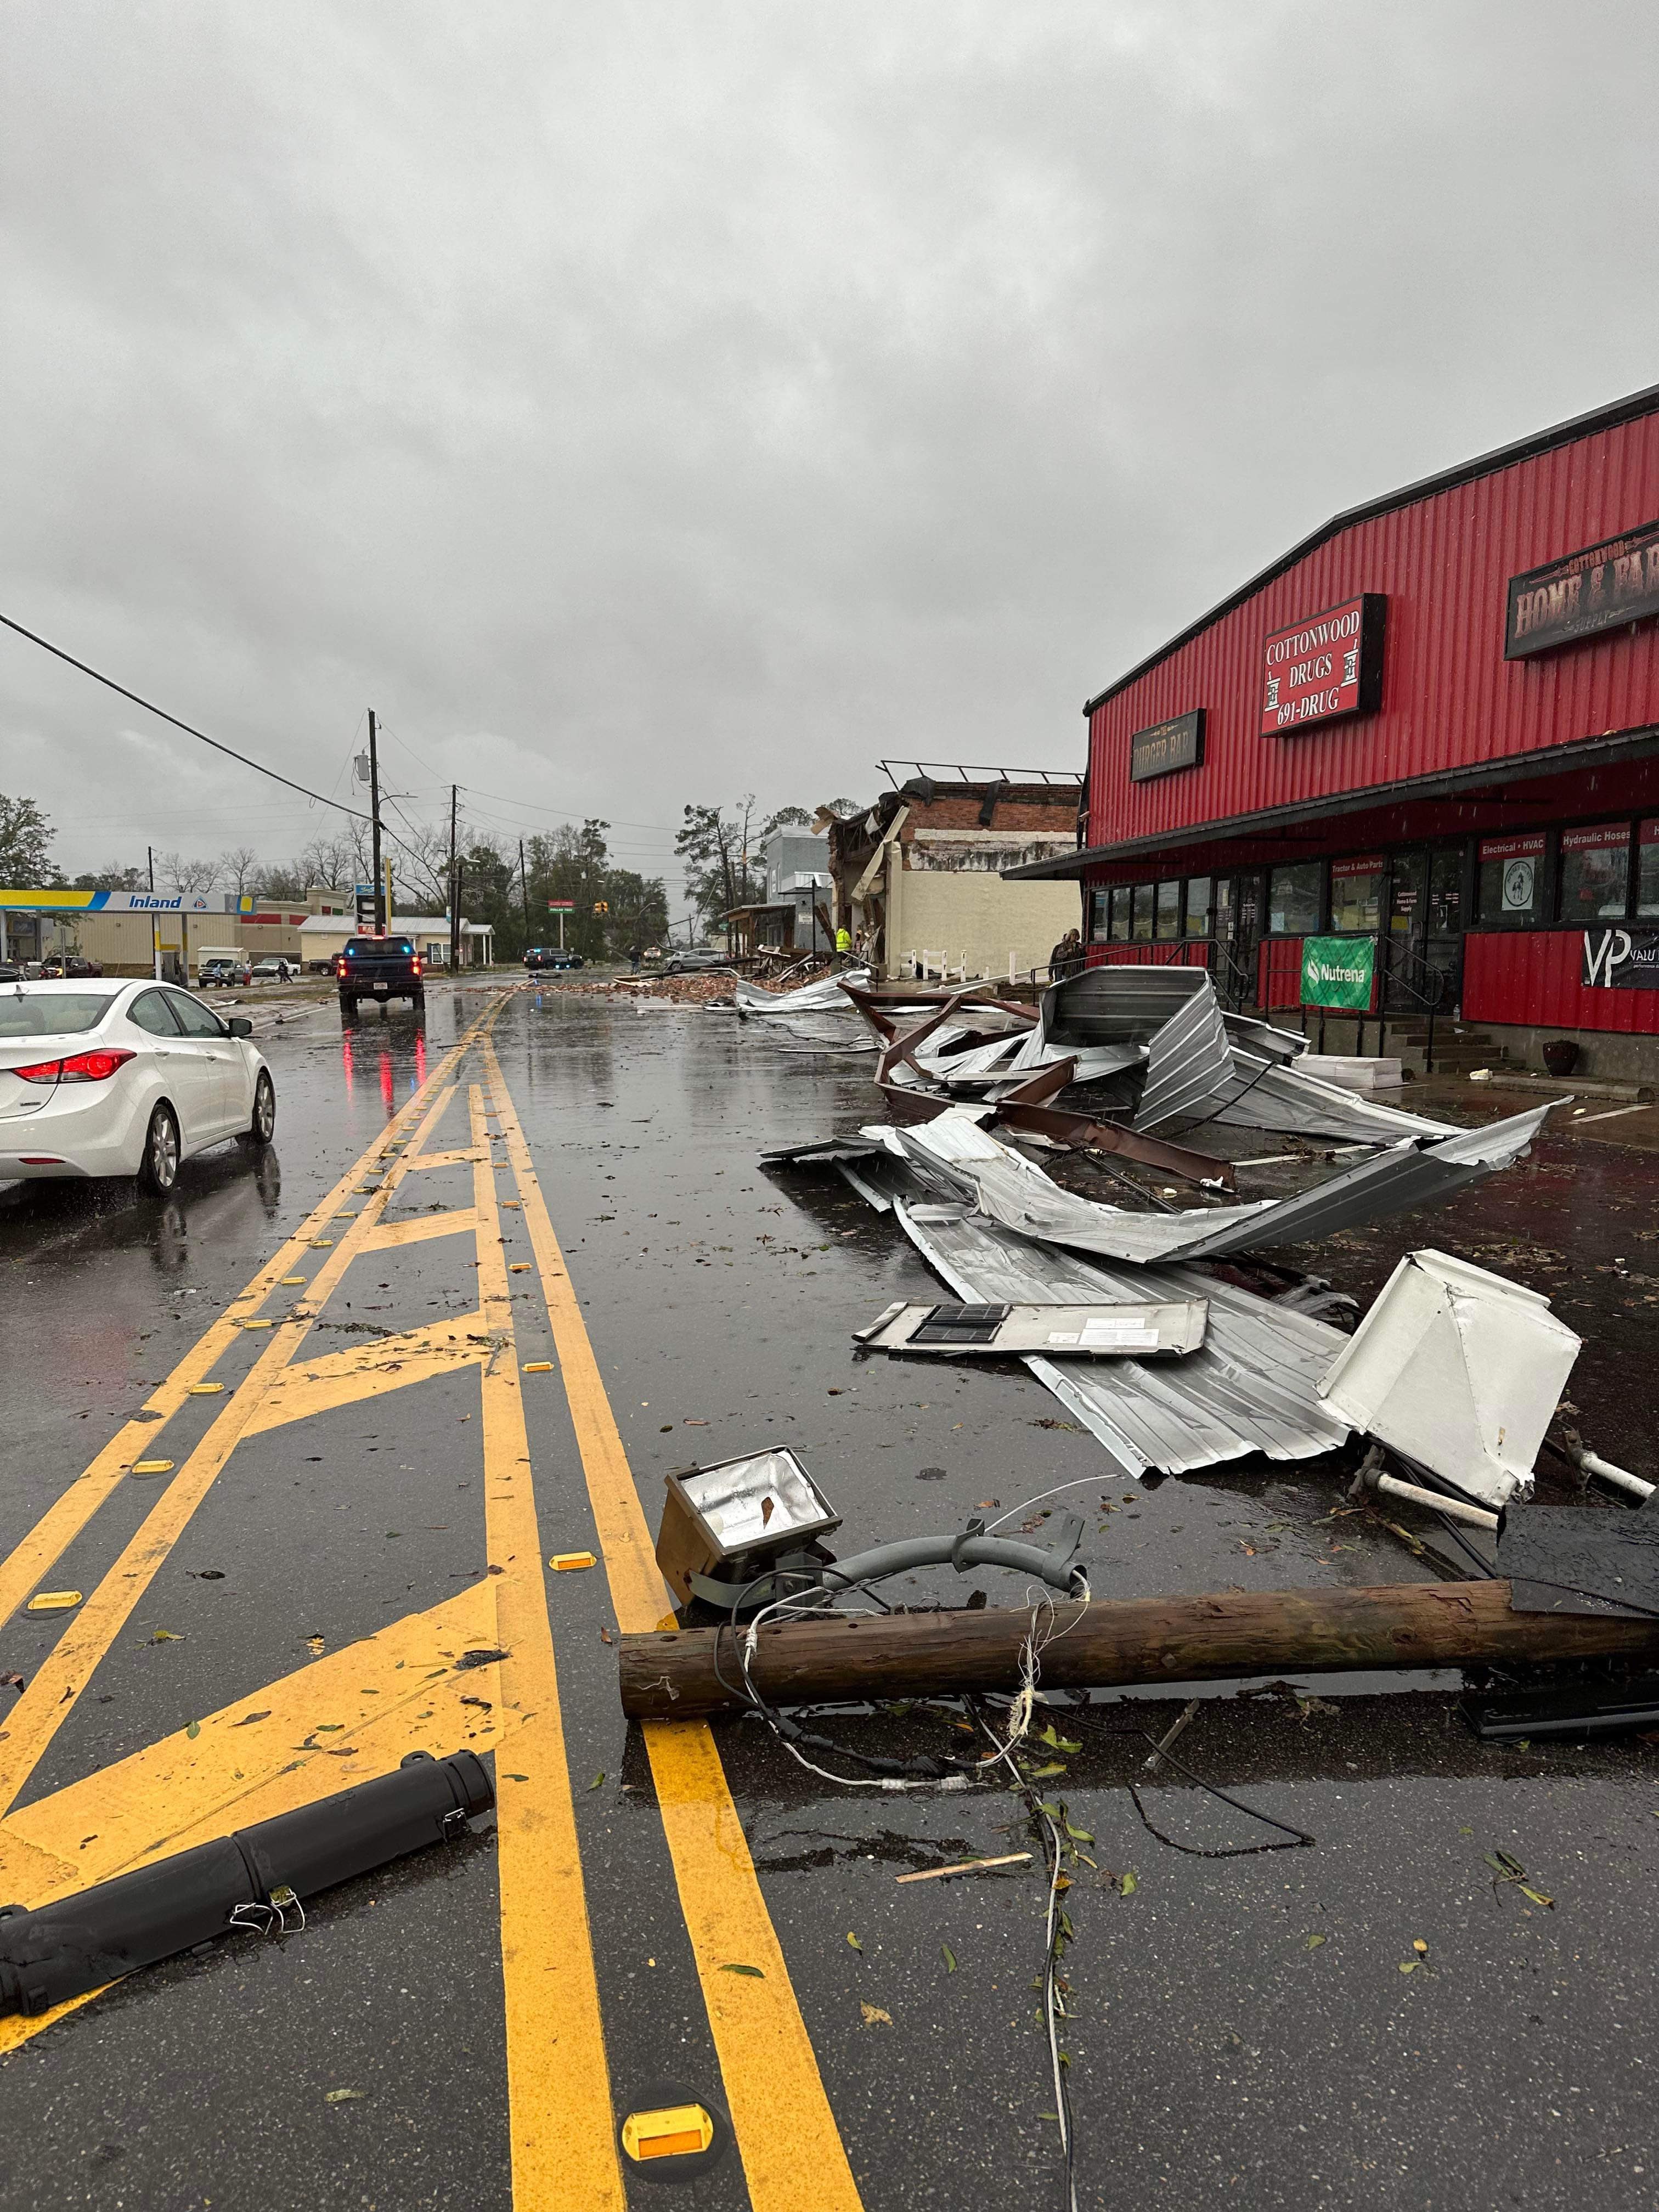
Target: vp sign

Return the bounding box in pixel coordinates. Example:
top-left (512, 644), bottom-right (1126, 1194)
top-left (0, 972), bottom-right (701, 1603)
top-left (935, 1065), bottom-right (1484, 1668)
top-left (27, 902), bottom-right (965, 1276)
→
top-left (1583, 929), bottom-right (1659, 990)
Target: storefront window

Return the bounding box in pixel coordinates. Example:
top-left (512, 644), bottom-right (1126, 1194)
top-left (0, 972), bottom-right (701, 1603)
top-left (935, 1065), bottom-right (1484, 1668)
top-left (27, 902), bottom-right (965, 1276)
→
top-left (1184, 877), bottom-right (1211, 936)
top-left (1559, 822), bottom-right (1631, 922)
top-left (1639, 821), bottom-right (1659, 918)
top-left (1268, 862), bottom-right (1321, 935)
top-left (1089, 889), bottom-right (1109, 941)
top-left (1476, 832), bottom-right (1546, 924)
top-left (1329, 855), bottom-right (1383, 932)
top-left (1107, 885), bottom-right (1131, 941)
top-left (1154, 882), bottom-right (1181, 939)
top-left (1131, 884), bottom-right (1155, 941)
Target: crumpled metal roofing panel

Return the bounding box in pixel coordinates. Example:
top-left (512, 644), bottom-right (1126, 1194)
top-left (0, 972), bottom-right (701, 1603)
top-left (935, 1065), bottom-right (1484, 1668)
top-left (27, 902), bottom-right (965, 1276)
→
top-left (1207, 1045), bottom-right (1462, 1142)
top-left (895, 1104), bottom-right (1553, 1265)
top-left (894, 1198), bottom-right (1353, 1476)
top-left (1132, 983), bottom-right (1237, 1131)
top-left (1041, 963), bottom-right (1212, 1049)
top-left (732, 969), bottom-right (870, 1012)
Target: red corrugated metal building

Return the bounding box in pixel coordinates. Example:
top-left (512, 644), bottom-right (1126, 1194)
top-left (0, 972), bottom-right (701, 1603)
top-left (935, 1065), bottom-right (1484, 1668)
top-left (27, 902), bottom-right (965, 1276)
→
top-left (1009, 383), bottom-right (1659, 1076)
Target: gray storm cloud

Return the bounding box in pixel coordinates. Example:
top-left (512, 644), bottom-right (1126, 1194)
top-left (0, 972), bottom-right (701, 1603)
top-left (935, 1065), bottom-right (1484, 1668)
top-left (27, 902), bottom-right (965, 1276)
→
top-left (2, 1), bottom-right (1657, 887)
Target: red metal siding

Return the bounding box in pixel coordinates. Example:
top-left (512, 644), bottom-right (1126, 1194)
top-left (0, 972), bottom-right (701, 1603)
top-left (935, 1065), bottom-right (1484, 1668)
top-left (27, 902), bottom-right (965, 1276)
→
top-left (1090, 413), bottom-right (1659, 847)
top-left (1088, 943), bottom-right (1210, 969)
top-left (1259, 938), bottom-right (1304, 1009)
top-left (1464, 930), bottom-right (1659, 1034)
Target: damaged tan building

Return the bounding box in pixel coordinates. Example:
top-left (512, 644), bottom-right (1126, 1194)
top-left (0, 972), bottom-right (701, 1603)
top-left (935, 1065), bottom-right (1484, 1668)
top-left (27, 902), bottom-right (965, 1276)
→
top-left (824, 765), bottom-right (1084, 982)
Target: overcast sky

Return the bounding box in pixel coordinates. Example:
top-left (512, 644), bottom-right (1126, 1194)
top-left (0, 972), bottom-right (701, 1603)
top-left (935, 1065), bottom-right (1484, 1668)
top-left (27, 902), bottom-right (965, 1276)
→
top-left (3, 2), bottom-right (1657, 899)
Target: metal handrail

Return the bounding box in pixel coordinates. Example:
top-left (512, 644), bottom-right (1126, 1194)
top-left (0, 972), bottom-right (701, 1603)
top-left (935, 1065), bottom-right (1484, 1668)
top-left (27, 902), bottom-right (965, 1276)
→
top-left (1379, 941), bottom-right (1450, 1073)
top-left (1070, 935), bottom-right (1255, 1009)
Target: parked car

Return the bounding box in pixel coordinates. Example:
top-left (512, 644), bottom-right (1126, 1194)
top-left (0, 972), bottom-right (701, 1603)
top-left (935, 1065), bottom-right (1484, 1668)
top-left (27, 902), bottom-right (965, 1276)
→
top-left (250, 957), bottom-right (296, 982)
top-left (660, 949), bottom-right (735, 975)
top-left (38, 956), bottom-right (104, 979)
top-left (0, 963), bottom-right (20, 984)
top-left (524, 946), bottom-right (585, 972)
top-left (337, 935), bottom-right (425, 1017)
top-left (199, 956), bottom-right (253, 988)
top-left (0, 979), bottom-right (276, 1194)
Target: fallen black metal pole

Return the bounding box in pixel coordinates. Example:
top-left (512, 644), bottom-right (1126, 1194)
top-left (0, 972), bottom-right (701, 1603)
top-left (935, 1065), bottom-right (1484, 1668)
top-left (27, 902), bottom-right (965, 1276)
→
top-left (0, 1749), bottom-right (492, 2017)
top-left (617, 1583), bottom-right (1659, 1720)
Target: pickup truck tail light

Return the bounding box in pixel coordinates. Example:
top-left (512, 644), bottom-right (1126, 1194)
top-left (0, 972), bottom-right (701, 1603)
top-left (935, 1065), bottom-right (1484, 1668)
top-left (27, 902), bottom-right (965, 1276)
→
top-left (14, 1048), bottom-right (138, 1085)
top-left (411, 956), bottom-right (423, 977)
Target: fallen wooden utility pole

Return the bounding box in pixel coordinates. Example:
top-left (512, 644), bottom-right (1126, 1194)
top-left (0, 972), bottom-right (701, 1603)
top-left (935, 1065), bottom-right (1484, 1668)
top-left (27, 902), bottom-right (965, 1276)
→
top-left (617, 1581), bottom-right (1659, 1720)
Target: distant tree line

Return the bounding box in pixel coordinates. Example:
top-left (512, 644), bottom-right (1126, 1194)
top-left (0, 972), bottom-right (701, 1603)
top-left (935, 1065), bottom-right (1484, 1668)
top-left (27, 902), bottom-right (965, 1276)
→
top-left (4, 783), bottom-right (865, 957)
top-left (0, 788), bottom-right (669, 964)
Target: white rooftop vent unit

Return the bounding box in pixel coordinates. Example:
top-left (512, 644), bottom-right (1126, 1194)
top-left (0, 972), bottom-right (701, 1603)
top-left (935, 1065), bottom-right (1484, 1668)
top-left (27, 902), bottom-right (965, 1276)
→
top-left (1316, 1248), bottom-right (1581, 1509)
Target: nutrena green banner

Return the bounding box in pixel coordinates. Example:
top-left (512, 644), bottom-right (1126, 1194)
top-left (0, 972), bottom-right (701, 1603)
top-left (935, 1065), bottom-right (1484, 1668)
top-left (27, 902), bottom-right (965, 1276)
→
top-left (1300, 934), bottom-right (1376, 1011)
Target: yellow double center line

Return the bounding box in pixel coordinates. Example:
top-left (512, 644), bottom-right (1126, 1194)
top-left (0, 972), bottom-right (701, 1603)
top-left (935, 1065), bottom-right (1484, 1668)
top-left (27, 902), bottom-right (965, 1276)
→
top-left (483, 1041), bottom-right (864, 2212)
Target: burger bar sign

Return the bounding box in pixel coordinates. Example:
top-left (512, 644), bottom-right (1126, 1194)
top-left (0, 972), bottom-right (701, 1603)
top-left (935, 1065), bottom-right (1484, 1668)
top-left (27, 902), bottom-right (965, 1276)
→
top-left (1259, 593), bottom-right (1386, 737)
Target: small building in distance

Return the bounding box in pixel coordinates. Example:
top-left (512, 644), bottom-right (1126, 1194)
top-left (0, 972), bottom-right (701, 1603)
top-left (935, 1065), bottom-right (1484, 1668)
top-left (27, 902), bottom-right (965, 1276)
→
top-left (297, 914), bottom-right (495, 972)
top-left (725, 826), bottom-right (835, 960)
top-left (826, 765), bottom-right (1083, 981)
top-left (0, 882), bottom-right (349, 977)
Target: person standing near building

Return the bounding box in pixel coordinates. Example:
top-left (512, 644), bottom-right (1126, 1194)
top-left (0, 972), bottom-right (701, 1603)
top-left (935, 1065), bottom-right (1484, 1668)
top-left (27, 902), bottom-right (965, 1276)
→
top-left (1048, 927), bottom-right (1083, 979)
top-left (835, 922), bottom-right (853, 961)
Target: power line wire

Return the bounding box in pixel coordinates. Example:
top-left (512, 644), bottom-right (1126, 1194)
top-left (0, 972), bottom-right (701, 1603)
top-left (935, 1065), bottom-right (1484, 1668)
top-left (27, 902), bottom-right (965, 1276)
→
top-left (0, 611), bottom-right (375, 824)
top-left (0, 611), bottom-right (472, 891)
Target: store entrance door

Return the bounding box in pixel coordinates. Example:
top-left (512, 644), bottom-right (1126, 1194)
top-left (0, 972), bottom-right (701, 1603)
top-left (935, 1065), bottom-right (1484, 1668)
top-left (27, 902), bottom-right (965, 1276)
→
top-left (1212, 871), bottom-right (1263, 1009)
top-left (1382, 846), bottom-right (1464, 1018)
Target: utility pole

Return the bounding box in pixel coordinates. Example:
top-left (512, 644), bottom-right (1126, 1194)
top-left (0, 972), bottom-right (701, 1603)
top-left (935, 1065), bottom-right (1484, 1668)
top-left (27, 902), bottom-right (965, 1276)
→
top-left (368, 708), bottom-right (384, 934)
top-left (518, 840), bottom-right (531, 955)
top-left (148, 845), bottom-right (161, 980)
top-left (448, 784), bottom-right (459, 974)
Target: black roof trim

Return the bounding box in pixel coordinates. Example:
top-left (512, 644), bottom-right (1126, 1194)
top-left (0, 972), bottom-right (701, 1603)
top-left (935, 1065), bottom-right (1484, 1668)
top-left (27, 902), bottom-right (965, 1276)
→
top-left (1083, 381), bottom-right (1659, 718)
top-left (1003, 724), bottom-right (1659, 877)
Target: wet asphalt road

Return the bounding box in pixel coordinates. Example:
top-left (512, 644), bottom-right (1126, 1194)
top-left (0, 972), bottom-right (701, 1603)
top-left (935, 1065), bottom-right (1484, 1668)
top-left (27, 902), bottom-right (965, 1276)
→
top-left (2, 979), bottom-right (1658, 2210)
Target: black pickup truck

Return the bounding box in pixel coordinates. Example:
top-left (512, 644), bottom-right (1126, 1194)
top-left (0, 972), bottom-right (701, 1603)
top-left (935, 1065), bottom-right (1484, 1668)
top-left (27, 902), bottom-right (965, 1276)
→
top-left (337, 935), bottom-right (426, 1018)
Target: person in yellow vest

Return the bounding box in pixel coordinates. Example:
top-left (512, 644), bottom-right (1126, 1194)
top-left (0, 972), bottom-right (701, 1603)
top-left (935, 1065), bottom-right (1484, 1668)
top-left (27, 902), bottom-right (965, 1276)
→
top-left (834, 923), bottom-right (853, 960)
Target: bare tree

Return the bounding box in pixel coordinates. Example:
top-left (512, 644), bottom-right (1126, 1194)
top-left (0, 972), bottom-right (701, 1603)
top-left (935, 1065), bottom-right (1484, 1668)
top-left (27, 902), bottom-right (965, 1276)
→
top-left (218, 844), bottom-right (262, 898)
top-left (296, 831), bottom-right (359, 895)
top-left (380, 807), bottom-right (460, 912)
top-left (154, 850), bottom-right (222, 896)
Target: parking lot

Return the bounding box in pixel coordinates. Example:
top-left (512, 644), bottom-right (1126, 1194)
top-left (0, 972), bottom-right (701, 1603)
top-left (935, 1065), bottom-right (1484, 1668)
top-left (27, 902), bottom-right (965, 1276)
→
top-left (2, 976), bottom-right (1658, 2209)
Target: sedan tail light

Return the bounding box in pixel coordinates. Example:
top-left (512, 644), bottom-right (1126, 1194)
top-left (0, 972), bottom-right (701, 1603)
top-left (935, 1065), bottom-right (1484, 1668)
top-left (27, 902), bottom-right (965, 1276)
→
top-left (14, 1048), bottom-right (138, 1084)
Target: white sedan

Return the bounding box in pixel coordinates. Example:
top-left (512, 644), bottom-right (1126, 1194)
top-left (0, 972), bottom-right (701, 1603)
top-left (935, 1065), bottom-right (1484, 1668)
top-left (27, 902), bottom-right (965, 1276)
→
top-left (0, 978), bottom-right (276, 1194)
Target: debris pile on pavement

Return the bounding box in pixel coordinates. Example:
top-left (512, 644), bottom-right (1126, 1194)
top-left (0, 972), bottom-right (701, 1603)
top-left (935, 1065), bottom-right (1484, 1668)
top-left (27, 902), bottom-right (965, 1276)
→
top-left (580, 972), bottom-right (739, 1004)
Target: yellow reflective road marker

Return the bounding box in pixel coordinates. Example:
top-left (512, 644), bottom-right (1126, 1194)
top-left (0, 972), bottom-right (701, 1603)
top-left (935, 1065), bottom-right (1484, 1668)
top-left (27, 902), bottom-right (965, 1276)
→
top-left (187, 1383), bottom-right (224, 1396)
top-left (130, 1459), bottom-right (174, 1475)
top-left (549, 1550), bottom-right (596, 1571)
top-left (622, 2103), bottom-right (715, 2162)
top-left (522, 1361), bottom-right (553, 1373)
top-left (25, 1592), bottom-right (82, 1613)
top-left (466, 1087), bottom-right (624, 2210)
top-left (483, 1046), bottom-right (863, 2212)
